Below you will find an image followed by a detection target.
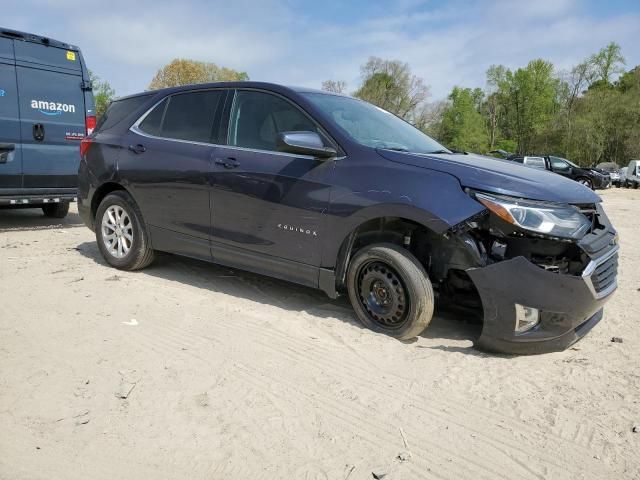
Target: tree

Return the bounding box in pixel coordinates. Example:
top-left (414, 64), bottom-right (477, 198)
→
top-left (89, 71), bottom-right (116, 119)
top-left (321, 80), bottom-right (347, 94)
top-left (353, 57), bottom-right (430, 123)
top-left (483, 65), bottom-right (507, 150)
top-left (148, 59), bottom-right (248, 90)
top-left (439, 87), bottom-right (488, 152)
top-left (590, 42), bottom-right (626, 85)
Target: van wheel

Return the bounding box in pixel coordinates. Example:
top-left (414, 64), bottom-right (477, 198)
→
top-left (347, 243), bottom-right (434, 340)
top-left (95, 191), bottom-right (154, 270)
top-left (42, 201), bottom-right (69, 218)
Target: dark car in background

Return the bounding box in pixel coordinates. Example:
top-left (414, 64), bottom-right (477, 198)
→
top-left (77, 82), bottom-right (618, 354)
top-left (507, 155), bottom-right (610, 189)
top-left (0, 27), bottom-right (95, 218)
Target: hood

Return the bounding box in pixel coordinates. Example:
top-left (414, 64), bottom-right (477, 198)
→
top-left (377, 150), bottom-right (601, 205)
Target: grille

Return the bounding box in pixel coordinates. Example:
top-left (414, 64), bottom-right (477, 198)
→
top-left (590, 252), bottom-right (618, 293)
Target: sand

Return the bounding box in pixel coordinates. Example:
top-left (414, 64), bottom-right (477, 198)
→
top-left (1, 188), bottom-right (639, 479)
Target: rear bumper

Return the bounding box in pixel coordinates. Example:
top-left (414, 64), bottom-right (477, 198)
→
top-left (467, 246), bottom-right (618, 355)
top-left (0, 188), bottom-right (77, 206)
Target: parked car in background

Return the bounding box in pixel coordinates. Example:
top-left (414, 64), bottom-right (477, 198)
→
top-left (0, 27), bottom-right (95, 218)
top-left (624, 160), bottom-right (640, 188)
top-left (595, 162), bottom-right (622, 187)
top-left (506, 155), bottom-right (610, 189)
top-left (77, 82), bottom-right (618, 354)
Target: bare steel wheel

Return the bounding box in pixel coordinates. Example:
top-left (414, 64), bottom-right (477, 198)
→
top-left (347, 243), bottom-right (434, 340)
top-left (95, 190), bottom-right (154, 270)
top-left (357, 261), bottom-right (410, 330)
top-left (577, 177), bottom-right (593, 189)
top-left (101, 205), bottom-right (133, 259)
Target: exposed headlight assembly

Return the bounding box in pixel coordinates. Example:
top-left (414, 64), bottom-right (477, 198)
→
top-left (474, 192), bottom-right (592, 240)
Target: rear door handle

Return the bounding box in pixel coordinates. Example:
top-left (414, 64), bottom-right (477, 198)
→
top-left (128, 144), bottom-right (146, 154)
top-left (214, 157), bottom-right (240, 169)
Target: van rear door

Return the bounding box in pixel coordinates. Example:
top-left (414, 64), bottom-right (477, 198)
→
top-left (0, 36), bottom-right (22, 188)
top-left (14, 41), bottom-right (87, 188)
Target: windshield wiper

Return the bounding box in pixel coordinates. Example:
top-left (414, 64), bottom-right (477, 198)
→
top-left (385, 147), bottom-right (410, 152)
top-left (426, 149), bottom-right (453, 154)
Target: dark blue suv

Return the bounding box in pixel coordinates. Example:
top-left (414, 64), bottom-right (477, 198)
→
top-left (77, 82), bottom-right (619, 354)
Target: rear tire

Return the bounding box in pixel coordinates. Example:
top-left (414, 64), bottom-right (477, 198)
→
top-left (95, 191), bottom-right (154, 270)
top-left (42, 201), bottom-right (69, 218)
top-left (346, 243), bottom-right (434, 340)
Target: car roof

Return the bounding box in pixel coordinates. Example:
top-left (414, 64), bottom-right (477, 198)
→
top-left (114, 82), bottom-right (347, 102)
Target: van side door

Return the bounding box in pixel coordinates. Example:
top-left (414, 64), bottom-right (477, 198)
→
top-left (0, 37), bottom-right (22, 189)
top-left (14, 41), bottom-right (86, 189)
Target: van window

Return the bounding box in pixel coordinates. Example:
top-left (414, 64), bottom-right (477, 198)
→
top-left (159, 90), bottom-right (224, 143)
top-left (98, 95), bottom-right (153, 132)
top-left (229, 90), bottom-right (319, 151)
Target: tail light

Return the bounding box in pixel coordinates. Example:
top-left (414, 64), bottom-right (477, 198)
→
top-left (86, 115), bottom-right (96, 135)
top-left (80, 138), bottom-right (93, 157)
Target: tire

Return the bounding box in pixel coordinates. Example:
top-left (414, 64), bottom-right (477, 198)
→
top-left (576, 177), bottom-right (593, 189)
top-left (346, 243), bottom-right (434, 340)
top-left (95, 191), bottom-right (154, 270)
top-left (634, 182), bottom-right (639, 190)
top-left (42, 201), bottom-right (69, 218)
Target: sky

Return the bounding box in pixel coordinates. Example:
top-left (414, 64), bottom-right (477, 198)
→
top-left (4, 0), bottom-right (640, 100)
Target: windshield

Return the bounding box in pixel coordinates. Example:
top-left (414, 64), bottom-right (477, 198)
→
top-left (302, 92), bottom-right (449, 154)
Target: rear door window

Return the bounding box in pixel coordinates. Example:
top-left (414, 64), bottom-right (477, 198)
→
top-left (138, 90), bottom-right (224, 143)
top-left (523, 157), bottom-right (546, 170)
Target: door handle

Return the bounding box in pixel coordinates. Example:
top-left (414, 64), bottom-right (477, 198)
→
top-left (214, 157), bottom-right (240, 169)
top-left (0, 143), bottom-right (14, 164)
top-left (128, 144), bottom-right (146, 154)
top-left (33, 124), bottom-right (45, 142)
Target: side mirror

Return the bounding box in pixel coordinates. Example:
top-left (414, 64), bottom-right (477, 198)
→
top-left (276, 131), bottom-right (337, 159)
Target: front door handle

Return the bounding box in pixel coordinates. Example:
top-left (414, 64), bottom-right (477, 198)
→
top-left (33, 124), bottom-right (45, 142)
top-left (0, 143), bottom-right (14, 164)
top-left (214, 157), bottom-right (240, 169)
top-left (128, 144), bottom-right (146, 154)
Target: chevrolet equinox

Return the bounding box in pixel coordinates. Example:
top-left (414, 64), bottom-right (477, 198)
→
top-left (78, 82), bottom-right (619, 354)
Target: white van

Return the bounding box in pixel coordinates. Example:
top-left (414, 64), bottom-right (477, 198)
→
top-left (624, 160), bottom-right (640, 189)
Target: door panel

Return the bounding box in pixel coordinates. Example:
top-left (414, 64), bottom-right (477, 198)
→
top-left (0, 56), bottom-right (22, 189)
top-left (119, 131), bottom-right (214, 243)
top-left (16, 65), bottom-right (85, 188)
top-left (211, 146), bottom-right (333, 266)
top-left (211, 89), bottom-right (335, 267)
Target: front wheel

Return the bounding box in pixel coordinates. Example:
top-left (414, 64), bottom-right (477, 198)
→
top-left (95, 191), bottom-right (154, 270)
top-left (346, 243), bottom-right (434, 340)
top-left (577, 177), bottom-right (593, 189)
top-left (42, 201), bottom-right (69, 218)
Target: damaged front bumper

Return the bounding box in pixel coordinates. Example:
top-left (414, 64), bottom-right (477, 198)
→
top-left (467, 244), bottom-right (618, 355)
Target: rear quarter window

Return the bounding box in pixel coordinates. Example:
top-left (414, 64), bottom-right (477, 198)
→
top-left (97, 95), bottom-right (153, 132)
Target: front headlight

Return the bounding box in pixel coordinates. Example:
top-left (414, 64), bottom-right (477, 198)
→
top-left (474, 192), bottom-right (592, 239)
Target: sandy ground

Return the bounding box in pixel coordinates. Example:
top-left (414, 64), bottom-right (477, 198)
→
top-left (0, 188), bottom-right (639, 480)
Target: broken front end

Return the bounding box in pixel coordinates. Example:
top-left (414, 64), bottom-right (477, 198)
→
top-left (423, 191), bottom-right (619, 354)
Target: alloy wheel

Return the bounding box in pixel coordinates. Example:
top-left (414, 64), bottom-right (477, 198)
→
top-left (101, 205), bottom-right (133, 258)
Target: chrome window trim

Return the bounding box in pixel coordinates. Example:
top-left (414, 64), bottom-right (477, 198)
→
top-left (129, 88), bottom-right (344, 161)
top-left (582, 245), bottom-right (619, 299)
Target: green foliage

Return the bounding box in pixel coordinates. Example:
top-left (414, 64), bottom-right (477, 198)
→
top-left (351, 57), bottom-right (429, 123)
top-left (89, 71), bottom-right (116, 119)
top-left (439, 87), bottom-right (488, 152)
top-left (148, 59), bottom-right (248, 90)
